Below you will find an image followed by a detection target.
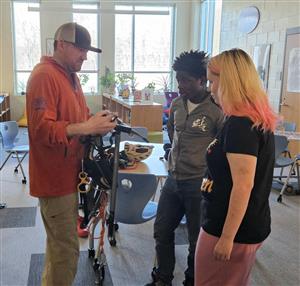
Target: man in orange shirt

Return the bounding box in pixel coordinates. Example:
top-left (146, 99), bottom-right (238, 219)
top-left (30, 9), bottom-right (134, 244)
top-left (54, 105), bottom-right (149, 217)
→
top-left (26, 23), bottom-right (116, 285)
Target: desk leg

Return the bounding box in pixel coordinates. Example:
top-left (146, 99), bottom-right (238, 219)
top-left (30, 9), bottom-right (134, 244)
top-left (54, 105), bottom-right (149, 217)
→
top-left (152, 176), bottom-right (165, 201)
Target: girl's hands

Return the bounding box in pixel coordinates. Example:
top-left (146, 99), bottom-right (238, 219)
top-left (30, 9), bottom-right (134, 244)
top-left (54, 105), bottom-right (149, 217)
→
top-left (213, 236), bottom-right (233, 261)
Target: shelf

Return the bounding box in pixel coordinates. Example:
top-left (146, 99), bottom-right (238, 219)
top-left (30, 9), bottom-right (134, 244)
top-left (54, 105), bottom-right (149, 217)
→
top-left (102, 93), bottom-right (163, 131)
top-left (0, 92), bottom-right (10, 122)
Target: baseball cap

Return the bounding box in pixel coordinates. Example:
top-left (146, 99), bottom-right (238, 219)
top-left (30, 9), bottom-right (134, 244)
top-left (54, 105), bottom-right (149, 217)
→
top-left (54, 22), bottom-right (102, 53)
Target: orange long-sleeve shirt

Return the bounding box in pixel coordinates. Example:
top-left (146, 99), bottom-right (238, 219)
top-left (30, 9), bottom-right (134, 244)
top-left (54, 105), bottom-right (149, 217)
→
top-left (26, 56), bottom-right (90, 197)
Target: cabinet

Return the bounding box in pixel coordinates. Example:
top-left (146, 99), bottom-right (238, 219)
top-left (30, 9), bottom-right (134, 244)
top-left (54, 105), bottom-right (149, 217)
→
top-left (102, 93), bottom-right (163, 132)
top-left (0, 93), bottom-right (10, 122)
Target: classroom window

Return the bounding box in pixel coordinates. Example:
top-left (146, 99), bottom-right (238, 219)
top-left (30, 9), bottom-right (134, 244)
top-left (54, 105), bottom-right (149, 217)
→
top-left (115, 5), bottom-right (175, 91)
top-left (12, 1), bottom-right (41, 94)
top-left (73, 3), bottom-right (99, 95)
top-left (200, 0), bottom-right (222, 56)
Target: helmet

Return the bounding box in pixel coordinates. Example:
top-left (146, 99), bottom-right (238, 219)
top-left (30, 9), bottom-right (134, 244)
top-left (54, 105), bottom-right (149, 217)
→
top-left (124, 142), bottom-right (154, 162)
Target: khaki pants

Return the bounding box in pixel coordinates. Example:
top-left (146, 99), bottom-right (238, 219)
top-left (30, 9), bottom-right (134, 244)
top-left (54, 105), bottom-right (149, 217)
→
top-left (39, 192), bottom-right (79, 286)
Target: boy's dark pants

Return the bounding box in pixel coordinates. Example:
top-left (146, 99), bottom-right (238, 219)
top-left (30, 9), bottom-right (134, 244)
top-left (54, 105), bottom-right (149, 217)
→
top-left (153, 175), bottom-right (203, 283)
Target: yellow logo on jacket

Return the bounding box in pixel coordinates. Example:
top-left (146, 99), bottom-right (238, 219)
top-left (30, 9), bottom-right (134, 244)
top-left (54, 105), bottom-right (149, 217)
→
top-left (192, 116), bottom-right (207, 131)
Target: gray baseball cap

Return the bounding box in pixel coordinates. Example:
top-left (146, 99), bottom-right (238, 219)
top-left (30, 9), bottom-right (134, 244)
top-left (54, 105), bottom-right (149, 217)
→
top-left (54, 22), bottom-right (102, 53)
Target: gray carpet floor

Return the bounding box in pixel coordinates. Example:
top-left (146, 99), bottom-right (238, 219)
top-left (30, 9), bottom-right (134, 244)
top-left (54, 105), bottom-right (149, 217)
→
top-left (175, 224), bottom-right (189, 245)
top-left (0, 207), bottom-right (36, 228)
top-left (27, 251), bottom-right (113, 286)
top-left (1, 128), bottom-right (300, 286)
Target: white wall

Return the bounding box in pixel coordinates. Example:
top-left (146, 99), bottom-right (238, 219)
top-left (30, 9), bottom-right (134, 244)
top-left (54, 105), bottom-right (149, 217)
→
top-left (0, 1), bottom-right (17, 116)
top-left (219, 0), bottom-right (300, 112)
top-left (0, 0), bottom-right (198, 120)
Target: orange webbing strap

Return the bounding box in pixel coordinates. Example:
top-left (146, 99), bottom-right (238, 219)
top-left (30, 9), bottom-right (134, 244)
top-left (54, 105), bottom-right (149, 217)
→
top-left (97, 191), bottom-right (108, 254)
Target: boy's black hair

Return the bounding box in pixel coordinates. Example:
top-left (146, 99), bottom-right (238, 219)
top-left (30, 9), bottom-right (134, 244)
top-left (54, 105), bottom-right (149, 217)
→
top-left (172, 50), bottom-right (209, 79)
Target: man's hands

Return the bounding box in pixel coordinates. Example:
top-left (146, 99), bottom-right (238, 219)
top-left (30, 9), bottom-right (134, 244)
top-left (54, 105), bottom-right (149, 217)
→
top-left (66, 110), bottom-right (117, 137)
top-left (84, 110), bottom-right (117, 136)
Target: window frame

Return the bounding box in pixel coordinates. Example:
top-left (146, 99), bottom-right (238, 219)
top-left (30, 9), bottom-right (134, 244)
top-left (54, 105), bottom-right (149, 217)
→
top-left (12, 0), bottom-right (41, 95)
top-left (73, 2), bottom-right (100, 95)
top-left (114, 4), bottom-right (176, 91)
top-left (11, 1), bottom-right (177, 95)
top-left (199, 0), bottom-right (215, 56)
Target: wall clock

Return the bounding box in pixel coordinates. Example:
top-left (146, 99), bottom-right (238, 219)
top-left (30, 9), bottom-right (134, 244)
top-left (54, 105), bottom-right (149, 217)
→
top-left (238, 6), bottom-right (260, 34)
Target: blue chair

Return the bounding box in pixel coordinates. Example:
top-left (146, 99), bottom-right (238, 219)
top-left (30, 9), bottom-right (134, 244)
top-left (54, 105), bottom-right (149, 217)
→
top-left (0, 121), bottom-right (29, 184)
top-left (282, 121), bottom-right (297, 158)
top-left (277, 154), bottom-right (300, 203)
top-left (273, 135), bottom-right (300, 202)
top-left (115, 173), bottom-right (158, 224)
top-left (274, 135), bottom-right (294, 176)
top-left (283, 121), bottom-right (296, 132)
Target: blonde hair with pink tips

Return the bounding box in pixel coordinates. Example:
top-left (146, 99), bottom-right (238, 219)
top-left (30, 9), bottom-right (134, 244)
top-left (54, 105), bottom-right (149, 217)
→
top-left (208, 49), bottom-right (277, 132)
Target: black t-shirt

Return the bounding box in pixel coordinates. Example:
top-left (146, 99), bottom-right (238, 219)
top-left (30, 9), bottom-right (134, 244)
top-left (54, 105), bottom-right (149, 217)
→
top-left (201, 116), bottom-right (275, 243)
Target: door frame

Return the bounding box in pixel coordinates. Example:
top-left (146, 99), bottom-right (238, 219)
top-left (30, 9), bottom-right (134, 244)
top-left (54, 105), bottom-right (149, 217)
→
top-left (279, 26), bottom-right (300, 113)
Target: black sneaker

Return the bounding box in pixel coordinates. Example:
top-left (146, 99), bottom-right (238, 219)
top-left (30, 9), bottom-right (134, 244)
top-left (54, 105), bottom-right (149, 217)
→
top-left (144, 268), bottom-right (172, 286)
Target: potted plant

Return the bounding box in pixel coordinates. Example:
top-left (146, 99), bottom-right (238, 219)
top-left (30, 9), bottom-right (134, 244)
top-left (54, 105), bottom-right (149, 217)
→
top-left (142, 81), bottom-right (156, 102)
top-left (155, 74), bottom-right (177, 106)
top-left (116, 73), bottom-right (135, 97)
top-left (156, 75), bottom-right (170, 92)
top-left (146, 81), bottom-right (156, 90)
top-left (100, 67), bottom-right (116, 94)
top-left (79, 74), bottom-right (90, 87)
